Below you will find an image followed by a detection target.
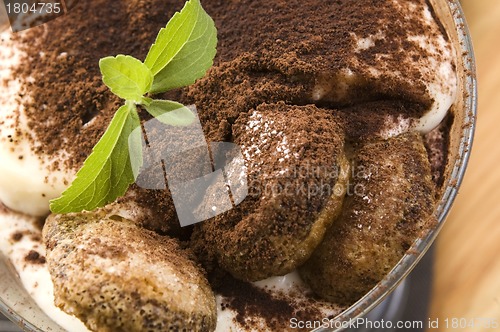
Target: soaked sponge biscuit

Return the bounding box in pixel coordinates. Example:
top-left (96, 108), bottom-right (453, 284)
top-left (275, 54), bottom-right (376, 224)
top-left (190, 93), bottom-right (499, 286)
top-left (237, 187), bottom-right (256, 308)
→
top-left (299, 132), bottom-right (437, 305)
top-left (43, 211), bottom-right (216, 332)
top-left (192, 102), bottom-right (349, 281)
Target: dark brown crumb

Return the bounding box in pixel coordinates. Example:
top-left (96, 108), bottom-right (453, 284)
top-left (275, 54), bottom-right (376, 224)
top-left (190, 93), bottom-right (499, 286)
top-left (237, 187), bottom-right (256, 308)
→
top-left (9, 230), bottom-right (43, 243)
top-left (10, 0), bottom-right (447, 173)
top-left (11, 232), bottom-right (23, 242)
top-left (25, 250), bottom-right (46, 264)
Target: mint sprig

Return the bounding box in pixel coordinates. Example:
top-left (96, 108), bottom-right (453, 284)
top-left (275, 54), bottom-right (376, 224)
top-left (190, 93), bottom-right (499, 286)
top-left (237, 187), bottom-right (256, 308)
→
top-left (50, 0), bottom-right (217, 214)
top-left (145, 0), bottom-right (217, 93)
top-left (100, 55), bottom-right (153, 103)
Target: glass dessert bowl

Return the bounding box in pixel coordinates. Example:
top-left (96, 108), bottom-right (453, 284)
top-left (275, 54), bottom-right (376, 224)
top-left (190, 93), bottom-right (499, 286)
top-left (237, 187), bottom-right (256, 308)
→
top-left (0, 0), bottom-right (476, 331)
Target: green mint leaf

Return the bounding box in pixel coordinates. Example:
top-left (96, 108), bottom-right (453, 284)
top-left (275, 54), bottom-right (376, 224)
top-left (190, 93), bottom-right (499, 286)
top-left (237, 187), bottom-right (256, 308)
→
top-left (100, 55), bottom-right (153, 102)
top-left (50, 103), bottom-right (140, 213)
top-left (144, 0), bottom-right (217, 94)
top-left (145, 100), bottom-right (196, 126)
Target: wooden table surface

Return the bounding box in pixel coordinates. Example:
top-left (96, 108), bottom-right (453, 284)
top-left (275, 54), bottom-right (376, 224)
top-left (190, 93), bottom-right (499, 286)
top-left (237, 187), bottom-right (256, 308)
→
top-left (428, 1), bottom-right (500, 330)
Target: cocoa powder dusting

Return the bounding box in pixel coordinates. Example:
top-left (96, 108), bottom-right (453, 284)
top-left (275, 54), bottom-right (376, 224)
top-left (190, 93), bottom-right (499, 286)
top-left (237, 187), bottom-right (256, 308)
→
top-left (11, 231), bottom-right (23, 242)
top-left (425, 113), bottom-right (453, 188)
top-left (25, 250), bottom-right (46, 265)
top-left (13, 0), bottom-right (186, 170)
top-left (5, 0), bottom-right (455, 328)
top-left (12, 0), bottom-right (444, 170)
top-left (216, 275), bottom-right (334, 331)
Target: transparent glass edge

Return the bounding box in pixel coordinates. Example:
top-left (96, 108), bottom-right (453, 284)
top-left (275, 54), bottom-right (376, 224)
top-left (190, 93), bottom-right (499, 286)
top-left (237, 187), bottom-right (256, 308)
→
top-left (0, 261), bottom-right (45, 332)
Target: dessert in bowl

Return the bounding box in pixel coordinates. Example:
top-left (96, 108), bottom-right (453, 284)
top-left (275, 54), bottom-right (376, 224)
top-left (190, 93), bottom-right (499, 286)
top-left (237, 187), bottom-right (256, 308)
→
top-left (0, 0), bottom-right (475, 331)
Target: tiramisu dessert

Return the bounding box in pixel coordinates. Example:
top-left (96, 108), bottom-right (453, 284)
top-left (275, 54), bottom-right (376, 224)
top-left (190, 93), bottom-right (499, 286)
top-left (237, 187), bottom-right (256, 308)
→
top-left (0, 0), bottom-right (457, 331)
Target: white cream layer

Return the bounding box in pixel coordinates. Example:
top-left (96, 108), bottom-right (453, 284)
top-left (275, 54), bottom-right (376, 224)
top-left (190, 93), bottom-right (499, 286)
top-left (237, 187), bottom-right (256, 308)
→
top-left (0, 31), bottom-right (74, 217)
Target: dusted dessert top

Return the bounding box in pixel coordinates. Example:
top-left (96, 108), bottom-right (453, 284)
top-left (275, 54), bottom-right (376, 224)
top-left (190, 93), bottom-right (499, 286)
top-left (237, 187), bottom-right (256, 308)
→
top-left (0, 0), bottom-right (455, 331)
top-left (204, 0), bottom-right (456, 132)
top-left (0, 0), bottom-right (456, 215)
